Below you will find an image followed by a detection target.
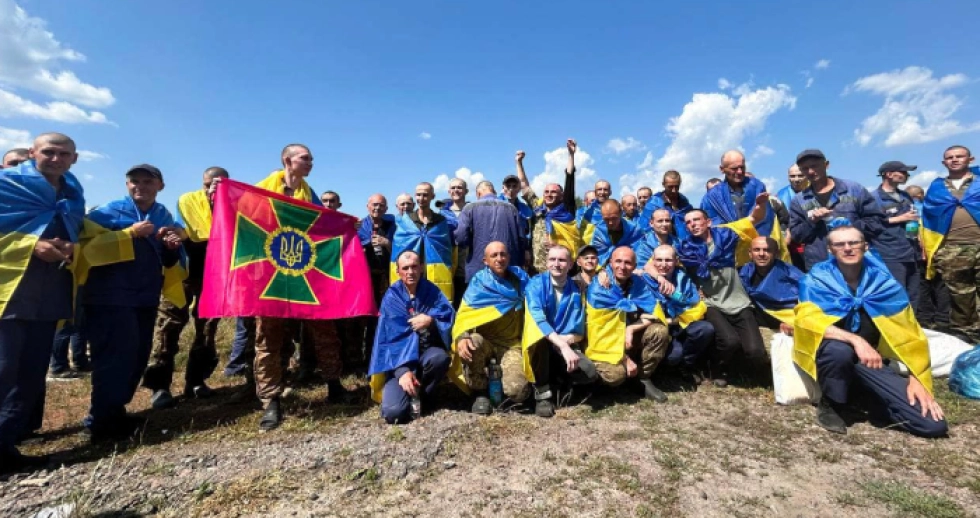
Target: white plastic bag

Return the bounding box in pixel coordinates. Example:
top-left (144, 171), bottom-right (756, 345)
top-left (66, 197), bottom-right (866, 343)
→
top-left (925, 328), bottom-right (974, 378)
top-left (771, 333), bottom-right (821, 405)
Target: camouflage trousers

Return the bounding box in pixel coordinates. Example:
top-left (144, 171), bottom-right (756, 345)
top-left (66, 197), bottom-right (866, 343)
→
top-left (143, 282), bottom-right (219, 391)
top-left (255, 317), bottom-right (342, 404)
top-left (462, 334), bottom-right (530, 402)
top-left (933, 243), bottom-right (980, 341)
top-left (594, 323), bottom-right (670, 387)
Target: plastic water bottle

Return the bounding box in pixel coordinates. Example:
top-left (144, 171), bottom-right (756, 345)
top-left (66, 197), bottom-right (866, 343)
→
top-left (408, 304), bottom-right (430, 343)
top-left (905, 220), bottom-right (919, 240)
top-left (410, 396), bottom-right (422, 420)
top-left (372, 226), bottom-right (384, 257)
top-left (669, 289), bottom-right (685, 303)
top-left (487, 358), bottom-right (504, 405)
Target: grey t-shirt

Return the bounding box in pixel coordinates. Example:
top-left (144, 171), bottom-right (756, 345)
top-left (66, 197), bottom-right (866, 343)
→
top-left (696, 242), bottom-right (752, 314)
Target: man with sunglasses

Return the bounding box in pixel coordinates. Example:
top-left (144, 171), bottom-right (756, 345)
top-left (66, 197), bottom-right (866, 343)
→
top-left (788, 149), bottom-right (885, 270)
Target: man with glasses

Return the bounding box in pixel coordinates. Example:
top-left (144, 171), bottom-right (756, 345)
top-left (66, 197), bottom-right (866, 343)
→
top-left (789, 149), bottom-right (885, 270)
top-left (794, 225), bottom-right (946, 437)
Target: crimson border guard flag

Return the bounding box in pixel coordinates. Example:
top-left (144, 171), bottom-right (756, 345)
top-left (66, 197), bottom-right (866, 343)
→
top-left (199, 179), bottom-right (377, 319)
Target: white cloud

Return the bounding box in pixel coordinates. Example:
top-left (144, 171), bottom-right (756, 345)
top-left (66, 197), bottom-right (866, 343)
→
top-left (805, 76), bottom-right (814, 89)
top-left (907, 169), bottom-right (940, 188)
top-left (758, 175), bottom-right (779, 194)
top-left (718, 78), bottom-right (733, 90)
top-left (815, 59), bottom-right (831, 70)
top-left (76, 150), bottom-right (106, 162)
top-left (0, 1), bottom-right (115, 108)
top-left (620, 82), bottom-right (797, 200)
top-left (82, 173), bottom-right (95, 181)
top-left (0, 88), bottom-right (110, 124)
top-left (418, 132), bottom-right (431, 140)
top-left (526, 146), bottom-right (598, 197)
top-left (0, 126), bottom-right (30, 150)
top-left (432, 167), bottom-right (486, 194)
top-left (605, 137), bottom-right (645, 155)
top-left (751, 144), bottom-right (774, 160)
top-left (847, 66), bottom-right (980, 147)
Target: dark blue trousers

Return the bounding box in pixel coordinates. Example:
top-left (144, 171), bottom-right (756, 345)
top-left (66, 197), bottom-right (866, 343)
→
top-left (84, 306), bottom-right (156, 433)
top-left (224, 317), bottom-right (255, 376)
top-left (666, 320), bottom-right (714, 368)
top-left (0, 320), bottom-right (56, 454)
top-left (380, 347), bottom-right (450, 424)
top-left (816, 339), bottom-right (948, 438)
top-left (884, 261), bottom-right (920, 314)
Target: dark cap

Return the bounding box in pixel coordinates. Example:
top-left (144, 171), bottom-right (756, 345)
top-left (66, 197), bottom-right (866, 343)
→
top-left (878, 160), bottom-right (917, 175)
top-left (578, 244), bottom-right (599, 257)
top-left (126, 164), bottom-right (163, 181)
top-left (502, 174), bottom-right (520, 185)
top-left (795, 149), bottom-right (826, 164)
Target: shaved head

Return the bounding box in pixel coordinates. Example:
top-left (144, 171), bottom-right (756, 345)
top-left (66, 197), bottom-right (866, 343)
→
top-left (33, 132), bottom-right (75, 151)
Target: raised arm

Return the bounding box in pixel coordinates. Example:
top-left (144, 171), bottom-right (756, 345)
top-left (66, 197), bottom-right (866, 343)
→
top-left (516, 150), bottom-right (529, 189)
top-left (563, 139), bottom-right (577, 211)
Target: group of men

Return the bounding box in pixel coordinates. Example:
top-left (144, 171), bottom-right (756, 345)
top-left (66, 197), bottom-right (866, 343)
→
top-left (2, 133), bottom-right (973, 474)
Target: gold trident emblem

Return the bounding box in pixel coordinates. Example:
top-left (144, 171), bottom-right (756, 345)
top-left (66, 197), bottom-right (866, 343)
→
top-left (279, 233), bottom-right (305, 268)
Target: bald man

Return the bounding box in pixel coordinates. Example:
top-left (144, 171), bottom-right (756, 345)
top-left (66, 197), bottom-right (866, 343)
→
top-left (144, 166), bottom-right (230, 409)
top-left (358, 193), bottom-right (396, 367)
top-left (621, 195), bottom-right (639, 222)
top-left (1, 148), bottom-right (28, 168)
top-left (395, 193), bottom-right (415, 216)
top-left (636, 170), bottom-right (694, 240)
top-left (1, 133), bottom-right (85, 472)
top-left (588, 199), bottom-right (645, 265)
top-left (576, 181), bottom-right (612, 226)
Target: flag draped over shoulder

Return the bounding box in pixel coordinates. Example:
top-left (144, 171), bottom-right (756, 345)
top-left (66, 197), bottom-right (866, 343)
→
top-left (585, 274), bottom-right (659, 365)
top-left (591, 218), bottom-right (646, 265)
top-left (638, 192), bottom-right (693, 239)
top-left (702, 177), bottom-right (786, 265)
top-left (677, 227), bottom-right (741, 279)
top-left (646, 270), bottom-right (706, 328)
top-left (576, 201), bottom-right (602, 245)
top-left (634, 232), bottom-right (680, 269)
top-left (80, 197), bottom-right (188, 307)
top-left (521, 274), bottom-right (584, 382)
top-left (534, 202), bottom-right (582, 259)
top-left (448, 266), bottom-right (529, 392)
top-left (256, 170), bottom-right (315, 202)
top-left (921, 176), bottom-right (980, 279)
top-left (367, 279), bottom-right (454, 402)
top-left (0, 161), bottom-right (85, 317)
top-left (358, 215), bottom-right (396, 246)
top-left (793, 254), bottom-right (932, 393)
top-left (390, 214), bottom-right (454, 300)
top-left (198, 179), bottom-right (376, 319)
top-left (739, 260), bottom-right (802, 325)
top-left (176, 190), bottom-right (213, 242)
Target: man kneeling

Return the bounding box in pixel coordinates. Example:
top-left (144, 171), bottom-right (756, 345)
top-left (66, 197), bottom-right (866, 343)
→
top-left (794, 225), bottom-right (947, 437)
top-left (523, 246), bottom-right (598, 417)
top-left (586, 247), bottom-right (670, 402)
top-left (368, 251), bottom-right (453, 423)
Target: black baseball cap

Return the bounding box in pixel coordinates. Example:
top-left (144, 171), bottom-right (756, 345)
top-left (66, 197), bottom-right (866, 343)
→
top-left (502, 174), bottom-right (520, 185)
top-left (578, 244), bottom-right (599, 257)
top-left (878, 160), bottom-right (917, 175)
top-left (126, 164), bottom-right (164, 181)
top-left (795, 149), bottom-right (826, 164)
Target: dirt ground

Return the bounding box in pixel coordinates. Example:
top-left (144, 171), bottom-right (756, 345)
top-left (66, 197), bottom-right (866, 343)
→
top-left (2, 323), bottom-right (978, 518)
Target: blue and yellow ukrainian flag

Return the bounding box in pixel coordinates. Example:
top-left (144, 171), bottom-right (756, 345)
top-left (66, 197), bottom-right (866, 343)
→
top-left (533, 201), bottom-right (582, 260)
top-left (390, 214), bottom-right (454, 300)
top-left (448, 266), bottom-right (529, 392)
top-left (590, 217), bottom-right (646, 266)
top-left (584, 273), bottom-right (659, 365)
top-left (77, 197), bottom-right (188, 308)
top-left (793, 254), bottom-right (933, 393)
top-left (647, 270), bottom-right (706, 329)
top-left (0, 161), bottom-right (86, 317)
top-left (702, 177), bottom-right (788, 266)
top-left (367, 279), bottom-right (454, 403)
top-left (521, 273), bottom-right (584, 382)
top-left (176, 190), bottom-right (213, 243)
top-left (921, 176), bottom-right (980, 279)
top-left (739, 259), bottom-right (803, 326)
top-left (576, 201), bottom-right (602, 245)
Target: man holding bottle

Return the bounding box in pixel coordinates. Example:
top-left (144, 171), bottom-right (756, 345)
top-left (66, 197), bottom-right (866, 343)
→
top-left (872, 161), bottom-right (920, 308)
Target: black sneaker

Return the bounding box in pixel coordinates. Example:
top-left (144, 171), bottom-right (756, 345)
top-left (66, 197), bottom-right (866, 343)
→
top-left (816, 398), bottom-right (847, 434)
top-left (640, 378), bottom-right (668, 403)
top-left (47, 370), bottom-right (82, 381)
top-left (0, 451), bottom-right (50, 475)
top-left (259, 399), bottom-right (282, 431)
top-left (183, 384), bottom-right (214, 399)
top-left (150, 389), bottom-right (176, 410)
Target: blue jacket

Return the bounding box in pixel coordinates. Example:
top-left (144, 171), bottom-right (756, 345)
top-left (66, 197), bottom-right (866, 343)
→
top-left (788, 177), bottom-right (885, 270)
top-left (454, 194), bottom-right (524, 282)
top-left (871, 186), bottom-right (916, 263)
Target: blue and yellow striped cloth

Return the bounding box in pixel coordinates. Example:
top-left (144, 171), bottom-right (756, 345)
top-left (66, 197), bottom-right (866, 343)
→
top-left (521, 273), bottom-right (584, 382)
top-left (739, 259), bottom-right (803, 326)
top-left (921, 176), bottom-right (980, 279)
top-left (646, 270), bottom-right (706, 329)
top-left (702, 177), bottom-right (787, 265)
top-left (390, 214), bottom-right (454, 300)
top-left (585, 272), bottom-right (659, 365)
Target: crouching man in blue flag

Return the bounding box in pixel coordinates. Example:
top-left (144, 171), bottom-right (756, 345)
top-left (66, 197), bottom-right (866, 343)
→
top-left (522, 245), bottom-right (597, 418)
top-left (794, 225), bottom-right (947, 437)
top-left (368, 251), bottom-right (453, 424)
top-left (0, 133), bottom-right (85, 473)
top-left (450, 242), bottom-right (531, 415)
top-left (77, 164), bottom-right (186, 442)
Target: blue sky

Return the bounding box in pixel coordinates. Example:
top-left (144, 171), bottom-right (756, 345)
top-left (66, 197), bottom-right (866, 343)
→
top-left (3, 0), bottom-right (980, 214)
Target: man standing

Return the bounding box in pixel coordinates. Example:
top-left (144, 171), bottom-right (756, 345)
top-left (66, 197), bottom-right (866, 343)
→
top-left (588, 200), bottom-right (645, 265)
top-left (395, 194), bottom-right (415, 216)
top-left (392, 182), bottom-right (455, 299)
top-left (789, 149), bottom-right (885, 270)
top-left (499, 171), bottom-right (533, 247)
top-left (576, 179), bottom-right (612, 228)
top-left (702, 151), bottom-right (786, 266)
top-left (368, 251), bottom-right (453, 424)
top-left (637, 170), bottom-right (694, 239)
top-left (794, 226), bottom-right (946, 437)
top-left (82, 164), bottom-right (184, 441)
top-left (523, 246), bottom-right (597, 417)
top-left (514, 139), bottom-right (580, 274)
top-left (922, 145), bottom-right (980, 342)
top-left (1, 148), bottom-right (28, 168)
top-left (907, 185), bottom-right (950, 330)
top-left (636, 187), bottom-right (653, 212)
top-left (739, 236), bottom-right (803, 335)
top-left (585, 247), bottom-right (670, 402)
top-left (144, 166), bottom-right (229, 409)
top-left (439, 179), bottom-right (469, 307)
top-left (358, 194), bottom-right (396, 367)
top-left (635, 209), bottom-right (680, 269)
top-left (873, 161), bottom-right (920, 307)
top-left (778, 164), bottom-right (809, 271)
top-left (454, 181), bottom-right (524, 282)
top-left (251, 144), bottom-right (347, 431)
top-left (321, 191), bottom-right (342, 211)
top-left (0, 133), bottom-right (85, 472)
top-left (621, 195), bottom-right (639, 222)
top-left (451, 242), bottom-right (530, 414)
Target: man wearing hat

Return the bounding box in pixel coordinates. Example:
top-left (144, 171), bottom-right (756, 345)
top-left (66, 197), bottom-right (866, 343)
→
top-left (80, 164), bottom-right (184, 441)
top-left (872, 161), bottom-right (920, 306)
top-left (788, 149), bottom-right (885, 270)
